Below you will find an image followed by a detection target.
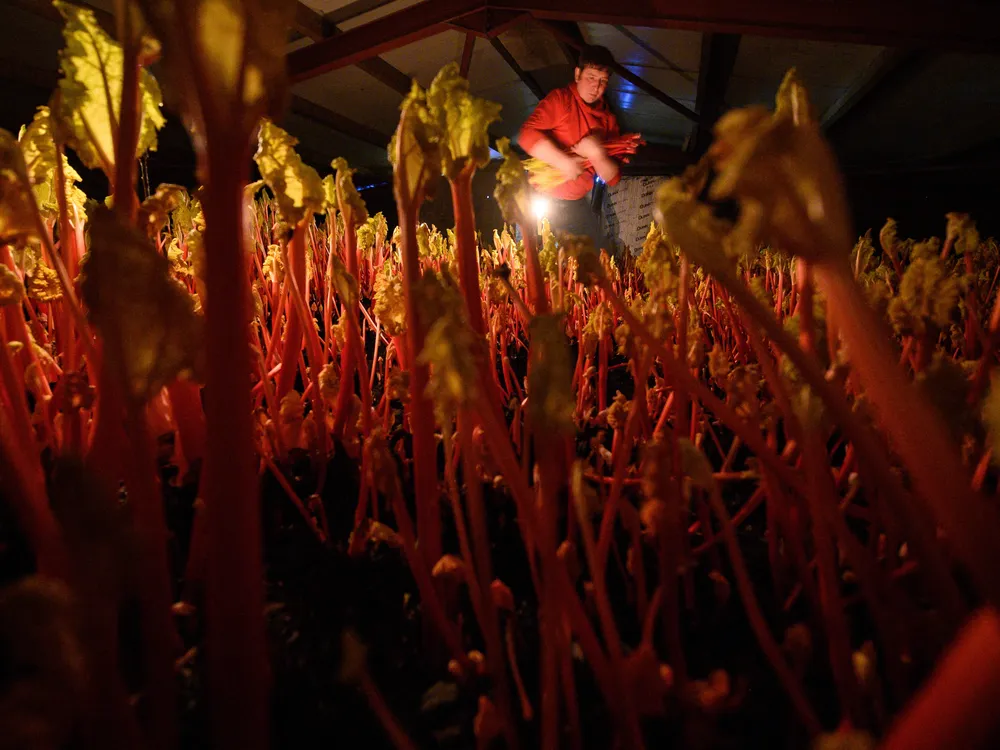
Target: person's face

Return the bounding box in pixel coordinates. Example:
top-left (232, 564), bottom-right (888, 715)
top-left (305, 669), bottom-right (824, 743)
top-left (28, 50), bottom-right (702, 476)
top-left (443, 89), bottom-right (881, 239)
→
top-left (575, 65), bottom-right (609, 104)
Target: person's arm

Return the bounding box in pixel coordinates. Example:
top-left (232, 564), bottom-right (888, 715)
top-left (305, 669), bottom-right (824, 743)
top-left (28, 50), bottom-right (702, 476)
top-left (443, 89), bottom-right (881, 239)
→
top-left (573, 135), bottom-right (619, 184)
top-left (573, 111), bottom-right (623, 185)
top-left (518, 90), bottom-right (585, 182)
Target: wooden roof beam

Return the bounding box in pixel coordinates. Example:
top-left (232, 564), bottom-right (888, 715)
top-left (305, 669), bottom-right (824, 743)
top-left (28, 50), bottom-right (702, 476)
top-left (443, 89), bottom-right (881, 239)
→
top-left (294, 1), bottom-right (412, 96)
top-left (448, 9), bottom-right (530, 38)
top-left (490, 36), bottom-right (546, 100)
top-left (287, 0), bottom-right (479, 82)
top-left (545, 19), bottom-right (585, 66)
top-left (459, 33), bottom-right (477, 78)
top-left (687, 32), bottom-right (740, 155)
top-left (323, 0), bottom-right (401, 27)
top-left (821, 48), bottom-right (922, 134)
top-left (613, 25), bottom-right (697, 84)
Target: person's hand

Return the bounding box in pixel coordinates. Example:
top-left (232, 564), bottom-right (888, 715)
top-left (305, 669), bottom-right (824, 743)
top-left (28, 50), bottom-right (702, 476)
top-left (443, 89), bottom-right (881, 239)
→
top-left (592, 153), bottom-right (619, 184)
top-left (558, 155), bottom-right (586, 182)
top-left (571, 135), bottom-right (603, 160)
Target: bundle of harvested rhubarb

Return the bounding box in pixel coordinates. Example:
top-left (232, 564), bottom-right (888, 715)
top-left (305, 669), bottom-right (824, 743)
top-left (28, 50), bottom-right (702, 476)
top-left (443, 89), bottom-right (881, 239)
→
top-left (523, 132), bottom-right (645, 190)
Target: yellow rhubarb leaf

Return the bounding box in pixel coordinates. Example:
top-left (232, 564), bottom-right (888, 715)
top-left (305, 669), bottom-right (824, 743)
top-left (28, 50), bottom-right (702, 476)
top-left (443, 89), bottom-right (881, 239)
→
top-left (80, 206), bottom-right (203, 402)
top-left (53, 0), bottom-right (165, 173)
top-left (425, 63), bottom-right (501, 179)
top-left (330, 157), bottom-right (369, 226)
top-left (0, 129), bottom-right (41, 246)
top-left (18, 106), bottom-right (87, 221)
top-left (253, 119), bottom-right (325, 227)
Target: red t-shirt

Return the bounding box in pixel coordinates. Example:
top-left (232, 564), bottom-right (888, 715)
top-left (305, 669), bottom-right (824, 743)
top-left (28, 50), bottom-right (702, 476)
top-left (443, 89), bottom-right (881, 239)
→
top-left (518, 84), bottom-right (622, 201)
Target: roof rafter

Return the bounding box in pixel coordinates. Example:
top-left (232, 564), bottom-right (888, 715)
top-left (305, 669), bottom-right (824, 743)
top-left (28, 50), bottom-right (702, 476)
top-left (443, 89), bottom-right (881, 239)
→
top-left (459, 32), bottom-right (477, 77)
top-left (545, 19), bottom-right (585, 66)
top-left (613, 25), bottom-right (696, 84)
top-left (288, 0), bottom-right (478, 83)
top-left (293, 1), bottom-right (412, 96)
top-left (821, 48), bottom-right (922, 133)
top-left (323, 0), bottom-right (401, 27)
top-left (448, 9), bottom-right (530, 38)
top-left (490, 36), bottom-right (545, 100)
top-left (687, 32), bottom-right (740, 155)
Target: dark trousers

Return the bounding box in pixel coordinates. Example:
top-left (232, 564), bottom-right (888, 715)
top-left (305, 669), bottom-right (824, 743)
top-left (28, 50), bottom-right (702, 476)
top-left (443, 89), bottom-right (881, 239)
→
top-left (547, 187), bottom-right (612, 252)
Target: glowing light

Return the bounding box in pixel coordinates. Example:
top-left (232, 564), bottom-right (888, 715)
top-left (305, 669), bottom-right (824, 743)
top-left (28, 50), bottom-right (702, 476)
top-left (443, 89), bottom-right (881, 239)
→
top-left (532, 195), bottom-right (550, 220)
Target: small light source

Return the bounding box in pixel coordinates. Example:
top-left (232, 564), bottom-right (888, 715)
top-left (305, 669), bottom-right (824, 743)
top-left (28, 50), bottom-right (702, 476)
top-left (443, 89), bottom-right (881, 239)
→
top-left (532, 195), bottom-right (550, 220)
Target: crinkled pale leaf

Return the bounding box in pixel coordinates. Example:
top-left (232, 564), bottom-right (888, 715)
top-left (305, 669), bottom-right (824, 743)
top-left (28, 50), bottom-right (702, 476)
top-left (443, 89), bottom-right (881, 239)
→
top-left (329, 253), bottom-right (359, 308)
top-left (170, 189), bottom-right (203, 236)
top-left (321, 175), bottom-right (337, 216)
top-left (390, 82), bottom-right (441, 207)
top-left (356, 212), bottom-right (387, 254)
top-left (11, 242), bottom-right (42, 278)
top-left (18, 106), bottom-right (87, 220)
top-left (493, 137), bottom-right (531, 225)
top-left (373, 262), bottom-right (406, 337)
top-left (138, 183), bottom-right (188, 235)
top-left (262, 243), bottom-right (284, 282)
top-left (0, 129), bottom-right (41, 245)
top-left (655, 177), bottom-right (736, 278)
top-left (425, 63), bottom-right (501, 179)
top-left (254, 119), bottom-right (324, 226)
top-left (852, 230), bottom-right (876, 276)
top-left (561, 233), bottom-right (603, 287)
top-left (0, 266), bottom-right (25, 306)
top-left (946, 212), bottom-right (979, 256)
top-left (584, 301), bottom-right (614, 341)
top-left (679, 438), bottom-right (715, 493)
top-left (356, 220), bottom-right (374, 252)
top-left (187, 229), bottom-right (206, 288)
top-left (887, 254), bottom-right (961, 336)
top-left (371, 212), bottom-right (388, 247)
top-left (707, 73), bottom-right (853, 265)
top-left (637, 221), bottom-right (679, 293)
top-left (318, 363), bottom-right (339, 405)
top-left (605, 392), bottom-right (629, 430)
top-left (80, 207), bottom-right (203, 402)
top-left (708, 341), bottom-right (729, 382)
top-left (330, 157), bottom-right (368, 225)
top-left (27, 263), bottom-right (63, 302)
top-left (415, 270), bottom-right (479, 421)
top-left (528, 314), bottom-right (574, 434)
top-left (54, 1), bottom-right (165, 172)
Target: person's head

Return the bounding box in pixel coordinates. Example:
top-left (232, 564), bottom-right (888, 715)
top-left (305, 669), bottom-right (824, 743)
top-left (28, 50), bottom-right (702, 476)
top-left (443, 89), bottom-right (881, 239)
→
top-left (574, 45), bottom-right (614, 104)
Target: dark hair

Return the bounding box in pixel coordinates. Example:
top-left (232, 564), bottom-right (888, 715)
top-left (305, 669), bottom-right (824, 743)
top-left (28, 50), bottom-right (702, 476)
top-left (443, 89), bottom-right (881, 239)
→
top-left (576, 44), bottom-right (615, 73)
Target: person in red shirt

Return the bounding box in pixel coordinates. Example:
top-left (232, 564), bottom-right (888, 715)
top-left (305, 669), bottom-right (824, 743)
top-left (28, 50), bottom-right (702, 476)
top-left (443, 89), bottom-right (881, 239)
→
top-left (518, 45), bottom-right (623, 250)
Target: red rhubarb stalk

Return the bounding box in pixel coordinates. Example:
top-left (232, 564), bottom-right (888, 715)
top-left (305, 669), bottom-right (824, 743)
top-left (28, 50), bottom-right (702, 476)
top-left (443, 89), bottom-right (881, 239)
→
top-left (201, 136), bottom-right (269, 750)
